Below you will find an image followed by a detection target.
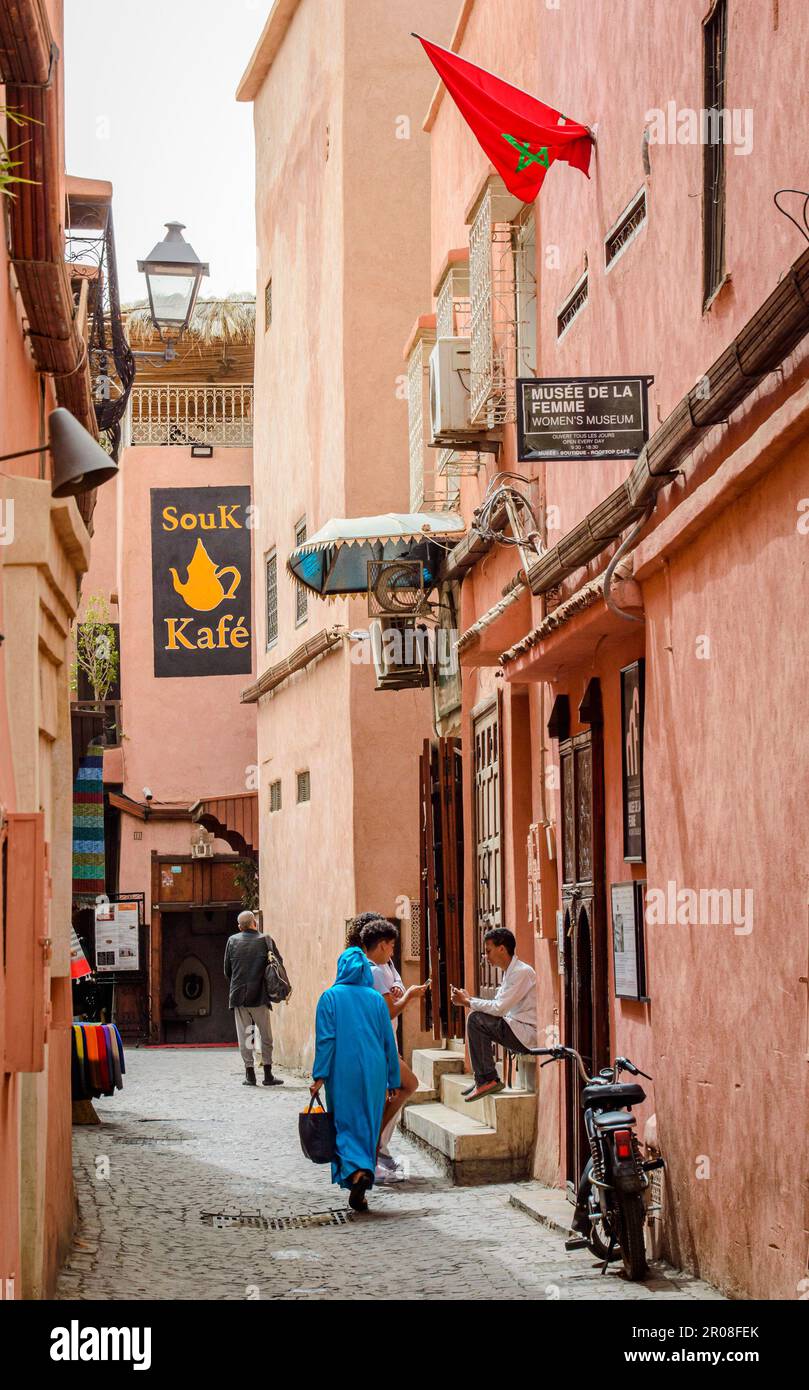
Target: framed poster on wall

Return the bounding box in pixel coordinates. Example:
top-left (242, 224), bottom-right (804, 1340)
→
top-left (610, 880), bottom-right (648, 1001)
top-left (620, 659), bottom-right (646, 862)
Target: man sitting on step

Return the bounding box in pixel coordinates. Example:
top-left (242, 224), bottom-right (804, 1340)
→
top-left (450, 927), bottom-right (537, 1103)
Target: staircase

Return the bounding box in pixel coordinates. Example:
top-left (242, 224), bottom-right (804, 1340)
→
top-left (402, 1041), bottom-right (537, 1185)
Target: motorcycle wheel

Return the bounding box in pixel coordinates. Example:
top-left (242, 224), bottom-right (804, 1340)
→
top-left (616, 1191), bottom-right (649, 1281)
top-left (580, 1160), bottom-right (621, 1262)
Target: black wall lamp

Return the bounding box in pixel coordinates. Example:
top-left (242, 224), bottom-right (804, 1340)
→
top-left (0, 408), bottom-right (118, 498)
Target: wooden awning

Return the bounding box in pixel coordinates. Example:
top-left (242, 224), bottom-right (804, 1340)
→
top-left (189, 793), bottom-right (257, 858)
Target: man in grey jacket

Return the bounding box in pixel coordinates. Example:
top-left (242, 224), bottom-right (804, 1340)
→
top-left (224, 910), bottom-right (284, 1087)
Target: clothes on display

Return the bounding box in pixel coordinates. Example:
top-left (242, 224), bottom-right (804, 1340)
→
top-left (71, 1022), bottom-right (126, 1100)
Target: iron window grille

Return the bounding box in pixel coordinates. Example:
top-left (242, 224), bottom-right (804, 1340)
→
top-left (266, 550), bottom-right (278, 649)
top-left (468, 177), bottom-right (535, 426)
top-left (434, 259), bottom-right (481, 496)
top-left (556, 270), bottom-right (589, 340)
top-left (269, 780), bottom-right (282, 813)
top-left (605, 189), bottom-right (648, 270)
top-left (294, 519), bottom-right (308, 625)
top-left (296, 770), bottom-right (311, 804)
top-left (703, 0), bottom-right (728, 306)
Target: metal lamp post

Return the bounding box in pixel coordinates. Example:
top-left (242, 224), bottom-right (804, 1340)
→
top-left (137, 221), bottom-right (209, 360)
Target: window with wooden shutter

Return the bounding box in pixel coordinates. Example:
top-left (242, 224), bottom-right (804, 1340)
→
top-left (269, 780), bottom-right (282, 813)
top-left (296, 770), bottom-right (310, 803)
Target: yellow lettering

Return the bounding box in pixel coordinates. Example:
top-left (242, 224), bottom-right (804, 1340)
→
top-left (180, 512), bottom-right (197, 530)
top-left (197, 626), bottom-right (215, 649)
top-left (199, 512), bottom-right (215, 530)
top-left (218, 504), bottom-right (242, 529)
top-left (231, 617), bottom-right (249, 649)
top-left (164, 617), bottom-right (194, 650)
top-left (215, 614), bottom-right (233, 646)
top-left (162, 505), bottom-right (179, 531)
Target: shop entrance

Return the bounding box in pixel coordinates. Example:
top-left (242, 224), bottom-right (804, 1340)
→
top-left (160, 908), bottom-right (235, 1043)
top-left (149, 854), bottom-right (247, 1043)
top-left (559, 701), bottom-right (609, 1185)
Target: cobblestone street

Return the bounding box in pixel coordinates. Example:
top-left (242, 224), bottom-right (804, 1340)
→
top-left (57, 1049), bottom-right (724, 1302)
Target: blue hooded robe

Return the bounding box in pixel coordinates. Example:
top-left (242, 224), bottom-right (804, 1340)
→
top-left (313, 947), bottom-right (401, 1188)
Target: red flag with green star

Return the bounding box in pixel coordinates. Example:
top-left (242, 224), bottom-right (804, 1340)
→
top-left (416, 35), bottom-right (592, 203)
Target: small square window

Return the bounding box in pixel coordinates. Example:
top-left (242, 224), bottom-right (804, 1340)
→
top-left (296, 770), bottom-right (311, 804)
top-left (264, 277), bottom-right (272, 331)
top-left (294, 518), bottom-right (308, 626)
top-left (269, 780), bottom-right (282, 813)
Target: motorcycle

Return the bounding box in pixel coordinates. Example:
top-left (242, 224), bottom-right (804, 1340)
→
top-left (530, 1044), bottom-right (664, 1281)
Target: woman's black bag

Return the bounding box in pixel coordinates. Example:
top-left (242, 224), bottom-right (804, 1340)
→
top-left (299, 1092), bottom-right (336, 1164)
top-left (264, 937), bottom-right (292, 1004)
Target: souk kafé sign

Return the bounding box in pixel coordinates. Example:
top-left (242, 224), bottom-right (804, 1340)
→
top-left (517, 375), bottom-right (651, 461)
top-left (151, 487), bottom-right (252, 678)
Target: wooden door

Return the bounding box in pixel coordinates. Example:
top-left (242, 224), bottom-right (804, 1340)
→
top-left (559, 715), bottom-right (608, 1183)
top-left (419, 738), bottom-right (464, 1039)
top-left (473, 700), bottom-right (503, 996)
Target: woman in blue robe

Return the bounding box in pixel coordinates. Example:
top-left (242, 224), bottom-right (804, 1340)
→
top-left (312, 946), bottom-right (401, 1210)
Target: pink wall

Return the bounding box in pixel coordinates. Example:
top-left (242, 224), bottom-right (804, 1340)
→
top-left (245, 0), bottom-right (456, 1068)
top-left (426, 0), bottom-right (809, 1298)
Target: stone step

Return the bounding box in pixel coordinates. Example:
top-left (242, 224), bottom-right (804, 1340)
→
top-left (440, 1072), bottom-right (536, 1152)
top-left (410, 1046), bottom-right (466, 1091)
top-left (447, 1037), bottom-right (465, 1054)
top-left (405, 1079), bottom-right (437, 1106)
top-left (402, 1102), bottom-right (532, 1186)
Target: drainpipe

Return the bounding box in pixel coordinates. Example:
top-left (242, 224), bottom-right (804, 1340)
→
top-left (602, 502), bottom-right (654, 623)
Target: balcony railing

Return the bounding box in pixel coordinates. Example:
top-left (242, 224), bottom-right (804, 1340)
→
top-left (129, 383), bottom-right (253, 446)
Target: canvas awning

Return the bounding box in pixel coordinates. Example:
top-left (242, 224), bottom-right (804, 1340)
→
top-left (287, 512), bottom-right (465, 597)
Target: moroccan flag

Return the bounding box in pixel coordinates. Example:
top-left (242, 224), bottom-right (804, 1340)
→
top-left (416, 35), bottom-right (592, 203)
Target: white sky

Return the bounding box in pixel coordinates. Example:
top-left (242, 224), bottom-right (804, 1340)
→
top-left (65, 0), bottom-right (265, 303)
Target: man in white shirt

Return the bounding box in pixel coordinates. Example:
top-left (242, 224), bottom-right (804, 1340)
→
top-left (450, 926), bottom-right (537, 1102)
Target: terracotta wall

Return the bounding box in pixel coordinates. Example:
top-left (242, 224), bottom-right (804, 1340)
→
top-left (425, 0), bottom-right (809, 1298)
top-left (245, 0), bottom-right (455, 1069)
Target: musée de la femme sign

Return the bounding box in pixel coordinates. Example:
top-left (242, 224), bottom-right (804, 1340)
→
top-left (151, 486), bottom-right (252, 678)
top-left (517, 375), bottom-right (651, 461)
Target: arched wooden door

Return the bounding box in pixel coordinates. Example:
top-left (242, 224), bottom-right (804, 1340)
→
top-left (558, 685), bottom-right (609, 1185)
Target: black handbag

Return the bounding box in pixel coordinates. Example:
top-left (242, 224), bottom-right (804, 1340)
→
top-left (264, 937), bottom-right (292, 1004)
top-left (298, 1091), bottom-right (336, 1164)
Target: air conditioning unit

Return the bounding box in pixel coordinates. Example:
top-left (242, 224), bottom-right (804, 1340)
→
top-left (428, 336), bottom-right (476, 446)
top-left (191, 841), bottom-right (214, 859)
top-left (367, 559), bottom-right (426, 618)
top-left (369, 617), bottom-right (429, 691)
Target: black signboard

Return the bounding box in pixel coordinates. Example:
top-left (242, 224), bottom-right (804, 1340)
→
top-left (620, 659), bottom-right (646, 862)
top-left (611, 880), bottom-right (648, 1001)
top-left (517, 375), bottom-right (651, 461)
top-left (151, 486), bottom-right (252, 678)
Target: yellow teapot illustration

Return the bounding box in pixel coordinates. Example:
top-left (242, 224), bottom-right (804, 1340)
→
top-left (169, 538), bottom-right (241, 612)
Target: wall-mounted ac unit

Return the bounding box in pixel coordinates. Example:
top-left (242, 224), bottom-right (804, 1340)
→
top-left (428, 336), bottom-right (476, 446)
top-left (369, 616), bottom-right (429, 691)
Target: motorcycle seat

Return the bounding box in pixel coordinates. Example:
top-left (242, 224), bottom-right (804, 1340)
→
top-left (581, 1081), bottom-right (645, 1110)
top-left (593, 1109), bottom-right (636, 1129)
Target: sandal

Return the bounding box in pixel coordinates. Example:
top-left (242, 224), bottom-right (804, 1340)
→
top-left (348, 1170), bottom-right (372, 1212)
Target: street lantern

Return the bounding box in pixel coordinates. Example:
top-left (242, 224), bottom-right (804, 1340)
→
top-left (137, 221), bottom-right (209, 349)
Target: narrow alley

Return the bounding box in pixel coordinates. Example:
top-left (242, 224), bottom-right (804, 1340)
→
top-left (57, 1049), bottom-right (721, 1303)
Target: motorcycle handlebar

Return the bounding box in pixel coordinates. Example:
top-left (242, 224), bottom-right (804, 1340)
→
top-left (527, 1046), bottom-right (653, 1085)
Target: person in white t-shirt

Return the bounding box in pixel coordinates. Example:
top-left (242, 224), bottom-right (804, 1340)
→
top-left (348, 913), bottom-right (430, 1183)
